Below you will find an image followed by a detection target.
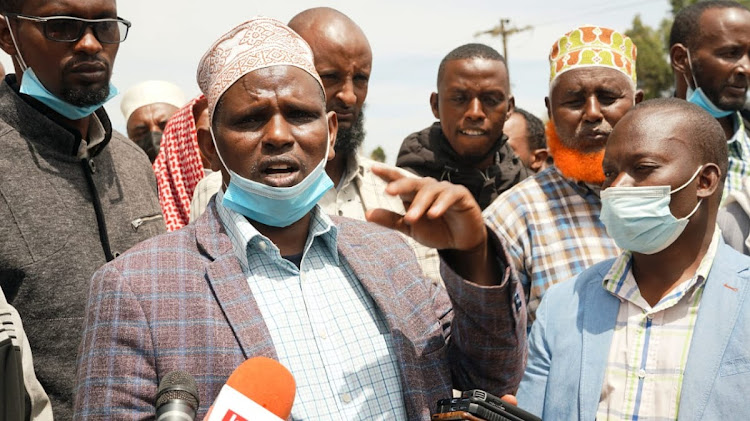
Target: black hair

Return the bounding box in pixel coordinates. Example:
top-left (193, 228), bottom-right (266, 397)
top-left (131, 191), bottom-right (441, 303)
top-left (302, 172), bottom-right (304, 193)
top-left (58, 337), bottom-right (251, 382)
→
top-left (437, 43), bottom-right (506, 88)
top-left (670, 0), bottom-right (749, 49)
top-left (631, 98), bottom-right (727, 186)
top-left (0, 0), bottom-right (23, 13)
top-left (513, 108), bottom-right (546, 150)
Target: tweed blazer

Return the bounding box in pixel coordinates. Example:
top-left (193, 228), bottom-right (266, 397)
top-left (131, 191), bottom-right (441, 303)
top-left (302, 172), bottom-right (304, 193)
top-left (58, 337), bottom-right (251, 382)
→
top-left (74, 201), bottom-right (526, 420)
top-left (517, 241), bottom-right (750, 420)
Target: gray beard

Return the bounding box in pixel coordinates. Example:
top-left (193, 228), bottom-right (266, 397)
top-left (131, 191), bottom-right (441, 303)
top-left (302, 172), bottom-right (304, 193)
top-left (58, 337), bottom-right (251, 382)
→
top-left (335, 110), bottom-right (366, 155)
top-left (62, 85), bottom-right (110, 107)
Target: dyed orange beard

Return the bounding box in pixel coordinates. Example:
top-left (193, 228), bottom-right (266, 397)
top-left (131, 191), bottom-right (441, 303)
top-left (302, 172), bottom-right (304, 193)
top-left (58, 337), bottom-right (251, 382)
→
top-left (546, 120), bottom-right (606, 184)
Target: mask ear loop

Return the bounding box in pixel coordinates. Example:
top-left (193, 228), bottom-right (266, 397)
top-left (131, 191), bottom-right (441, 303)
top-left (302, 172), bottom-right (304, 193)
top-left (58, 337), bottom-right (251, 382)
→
top-left (3, 15), bottom-right (27, 72)
top-left (670, 165), bottom-right (703, 194)
top-left (683, 49), bottom-right (699, 92)
top-left (208, 125), bottom-right (231, 191)
top-left (671, 165), bottom-right (704, 221)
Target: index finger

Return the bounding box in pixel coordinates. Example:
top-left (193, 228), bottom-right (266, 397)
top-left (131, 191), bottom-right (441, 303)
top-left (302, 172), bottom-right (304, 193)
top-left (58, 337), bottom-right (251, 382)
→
top-left (370, 163), bottom-right (407, 184)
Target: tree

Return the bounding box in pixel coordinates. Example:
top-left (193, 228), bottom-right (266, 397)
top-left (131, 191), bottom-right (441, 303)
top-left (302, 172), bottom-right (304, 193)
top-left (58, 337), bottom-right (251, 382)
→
top-left (370, 146), bottom-right (386, 163)
top-left (625, 0), bottom-right (750, 99)
top-left (626, 15), bottom-right (673, 99)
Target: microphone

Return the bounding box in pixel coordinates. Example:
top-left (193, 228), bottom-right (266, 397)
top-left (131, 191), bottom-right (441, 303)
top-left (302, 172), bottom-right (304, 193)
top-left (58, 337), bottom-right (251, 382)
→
top-left (207, 356), bottom-right (296, 421)
top-left (155, 370), bottom-right (200, 421)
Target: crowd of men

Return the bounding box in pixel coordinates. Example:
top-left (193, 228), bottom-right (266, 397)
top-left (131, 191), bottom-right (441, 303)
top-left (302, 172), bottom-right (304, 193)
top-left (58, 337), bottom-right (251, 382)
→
top-left (0, 0), bottom-right (749, 420)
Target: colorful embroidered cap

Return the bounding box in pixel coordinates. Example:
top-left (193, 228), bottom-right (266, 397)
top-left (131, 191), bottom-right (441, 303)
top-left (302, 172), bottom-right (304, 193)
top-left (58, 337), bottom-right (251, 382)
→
top-left (549, 25), bottom-right (637, 86)
top-left (197, 17), bottom-right (323, 121)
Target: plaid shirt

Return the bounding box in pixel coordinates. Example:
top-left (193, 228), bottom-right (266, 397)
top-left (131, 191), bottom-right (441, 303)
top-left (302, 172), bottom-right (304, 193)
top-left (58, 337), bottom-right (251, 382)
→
top-left (725, 112), bottom-right (750, 198)
top-left (216, 192), bottom-right (408, 420)
top-left (483, 166), bottom-right (619, 322)
top-left (596, 228), bottom-right (720, 420)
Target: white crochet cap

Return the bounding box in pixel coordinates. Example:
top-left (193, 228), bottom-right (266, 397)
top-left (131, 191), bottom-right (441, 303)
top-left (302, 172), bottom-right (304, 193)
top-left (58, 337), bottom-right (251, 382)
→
top-left (120, 80), bottom-right (186, 121)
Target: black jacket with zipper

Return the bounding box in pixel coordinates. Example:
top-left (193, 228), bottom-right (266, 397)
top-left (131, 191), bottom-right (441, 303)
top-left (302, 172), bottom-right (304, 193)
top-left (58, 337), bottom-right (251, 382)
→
top-left (397, 122), bottom-right (530, 209)
top-left (0, 75), bottom-right (165, 420)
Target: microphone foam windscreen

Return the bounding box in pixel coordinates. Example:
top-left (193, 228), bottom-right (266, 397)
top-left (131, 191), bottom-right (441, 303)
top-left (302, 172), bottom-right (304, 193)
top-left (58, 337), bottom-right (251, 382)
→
top-left (226, 357), bottom-right (296, 418)
top-left (156, 370), bottom-right (200, 410)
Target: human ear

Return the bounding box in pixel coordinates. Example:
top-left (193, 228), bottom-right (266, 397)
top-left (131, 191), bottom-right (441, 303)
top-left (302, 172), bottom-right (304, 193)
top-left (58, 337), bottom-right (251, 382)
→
top-left (530, 148), bottom-right (549, 172)
top-left (430, 92), bottom-right (440, 119)
top-left (197, 126), bottom-right (221, 172)
top-left (506, 96), bottom-right (515, 120)
top-left (670, 44), bottom-right (690, 75)
top-left (0, 18), bottom-right (15, 57)
top-left (544, 97), bottom-right (551, 120)
top-left (696, 163), bottom-right (721, 199)
top-left (326, 110), bottom-right (338, 161)
top-left (634, 89), bottom-right (645, 104)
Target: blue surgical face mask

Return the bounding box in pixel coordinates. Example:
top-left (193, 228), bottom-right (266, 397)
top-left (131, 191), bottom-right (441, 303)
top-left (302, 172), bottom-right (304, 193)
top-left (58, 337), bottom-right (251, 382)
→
top-left (212, 127), bottom-right (334, 227)
top-left (19, 67), bottom-right (118, 120)
top-left (684, 50), bottom-right (733, 118)
top-left (600, 166), bottom-right (703, 255)
top-left (4, 16), bottom-right (117, 120)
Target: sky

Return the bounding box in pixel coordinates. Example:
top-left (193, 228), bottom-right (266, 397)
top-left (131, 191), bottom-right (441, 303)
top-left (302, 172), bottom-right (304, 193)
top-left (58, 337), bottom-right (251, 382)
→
top-left (0, 0), bottom-right (672, 164)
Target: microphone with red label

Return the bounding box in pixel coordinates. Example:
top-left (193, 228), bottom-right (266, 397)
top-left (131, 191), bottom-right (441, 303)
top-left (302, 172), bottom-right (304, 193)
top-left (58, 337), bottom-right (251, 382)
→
top-left (207, 356), bottom-right (296, 421)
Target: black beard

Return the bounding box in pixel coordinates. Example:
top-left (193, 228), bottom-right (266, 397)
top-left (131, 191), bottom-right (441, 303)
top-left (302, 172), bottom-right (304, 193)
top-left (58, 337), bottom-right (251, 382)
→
top-left (334, 110), bottom-right (366, 155)
top-left (61, 84), bottom-right (110, 107)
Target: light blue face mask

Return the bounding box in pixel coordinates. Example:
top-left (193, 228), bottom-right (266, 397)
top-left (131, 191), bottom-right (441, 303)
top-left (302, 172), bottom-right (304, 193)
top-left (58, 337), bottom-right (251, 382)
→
top-left (19, 67), bottom-right (118, 120)
top-left (684, 50), bottom-right (733, 118)
top-left (212, 128), bottom-right (334, 227)
top-left (600, 166), bottom-right (703, 255)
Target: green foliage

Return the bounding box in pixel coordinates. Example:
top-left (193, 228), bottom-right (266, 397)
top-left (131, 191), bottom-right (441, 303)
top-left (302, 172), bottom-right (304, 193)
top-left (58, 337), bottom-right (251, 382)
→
top-left (626, 15), bottom-right (673, 99)
top-left (370, 146), bottom-right (386, 163)
top-left (625, 0), bottom-right (750, 99)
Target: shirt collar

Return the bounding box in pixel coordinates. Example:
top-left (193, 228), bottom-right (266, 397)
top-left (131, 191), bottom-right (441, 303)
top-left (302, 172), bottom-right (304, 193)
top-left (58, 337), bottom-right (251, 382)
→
top-left (551, 166), bottom-right (603, 197)
top-left (602, 226), bottom-right (721, 309)
top-left (215, 189), bottom-right (340, 272)
top-left (337, 151), bottom-right (363, 192)
top-left (77, 113), bottom-right (106, 158)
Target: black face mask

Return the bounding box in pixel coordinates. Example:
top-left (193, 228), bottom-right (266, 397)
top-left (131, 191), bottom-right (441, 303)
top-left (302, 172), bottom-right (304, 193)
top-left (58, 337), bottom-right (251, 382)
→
top-left (134, 131), bottom-right (162, 162)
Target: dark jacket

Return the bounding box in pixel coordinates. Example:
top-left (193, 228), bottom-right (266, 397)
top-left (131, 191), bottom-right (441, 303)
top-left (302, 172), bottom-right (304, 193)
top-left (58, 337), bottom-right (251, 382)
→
top-left (397, 122), bottom-right (530, 209)
top-left (0, 75), bottom-right (165, 419)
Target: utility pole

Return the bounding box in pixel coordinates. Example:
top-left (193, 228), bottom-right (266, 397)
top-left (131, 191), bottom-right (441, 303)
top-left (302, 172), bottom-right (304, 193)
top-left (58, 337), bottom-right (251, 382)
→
top-left (474, 18), bottom-right (533, 64)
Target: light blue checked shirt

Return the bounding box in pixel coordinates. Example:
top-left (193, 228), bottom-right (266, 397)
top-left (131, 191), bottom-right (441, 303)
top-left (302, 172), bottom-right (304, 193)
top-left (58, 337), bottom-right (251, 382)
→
top-left (725, 112), bottom-right (750, 198)
top-left (215, 191), bottom-right (407, 420)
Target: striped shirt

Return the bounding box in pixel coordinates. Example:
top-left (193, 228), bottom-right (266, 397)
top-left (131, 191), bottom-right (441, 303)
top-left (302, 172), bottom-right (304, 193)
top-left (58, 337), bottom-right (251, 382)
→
top-left (483, 166), bottom-right (619, 322)
top-left (595, 228), bottom-right (720, 421)
top-left (215, 191), bottom-right (407, 420)
top-left (725, 112), bottom-right (750, 198)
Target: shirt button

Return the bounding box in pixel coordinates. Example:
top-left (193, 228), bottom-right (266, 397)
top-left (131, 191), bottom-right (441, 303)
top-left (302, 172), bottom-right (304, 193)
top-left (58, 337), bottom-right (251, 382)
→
top-left (258, 241), bottom-right (267, 251)
top-left (319, 330), bottom-right (327, 339)
top-left (638, 369), bottom-right (646, 379)
top-left (341, 393), bottom-right (352, 403)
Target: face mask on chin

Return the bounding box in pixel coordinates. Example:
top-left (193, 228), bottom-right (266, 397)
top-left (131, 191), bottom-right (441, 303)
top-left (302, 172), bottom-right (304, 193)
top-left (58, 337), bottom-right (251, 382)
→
top-left (684, 50), bottom-right (733, 118)
top-left (212, 127), bottom-right (334, 228)
top-left (19, 67), bottom-right (118, 120)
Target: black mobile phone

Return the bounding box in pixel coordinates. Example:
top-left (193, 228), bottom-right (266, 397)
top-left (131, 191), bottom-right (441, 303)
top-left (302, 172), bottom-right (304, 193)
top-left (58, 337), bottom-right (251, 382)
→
top-left (460, 390), bottom-right (541, 421)
top-left (437, 398), bottom-right (519, 421)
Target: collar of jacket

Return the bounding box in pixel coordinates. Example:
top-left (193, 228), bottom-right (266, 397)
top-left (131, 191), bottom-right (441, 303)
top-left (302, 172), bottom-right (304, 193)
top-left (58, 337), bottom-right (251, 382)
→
top-left (0, 74), bottom-right (114, 158)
